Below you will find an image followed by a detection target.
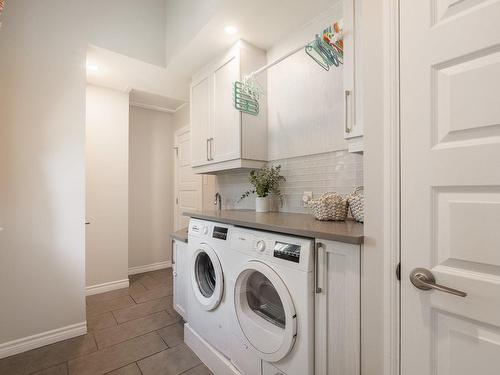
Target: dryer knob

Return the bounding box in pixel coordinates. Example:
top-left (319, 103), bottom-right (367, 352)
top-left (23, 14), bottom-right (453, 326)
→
top-left (202, 226), bottom-right (209, 235)
top-left (256, 240), bottom-right (266, 252)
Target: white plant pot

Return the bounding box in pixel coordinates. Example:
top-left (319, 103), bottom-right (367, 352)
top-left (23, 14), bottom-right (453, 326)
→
top-left (255, 196), bottom-right (270, 213)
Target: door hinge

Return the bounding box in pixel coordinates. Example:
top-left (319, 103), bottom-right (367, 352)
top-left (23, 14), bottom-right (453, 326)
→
top-left (176, 197), bottom-right (179, 205)
top-left (396, 262), bottom-right (401, 281)
top-left (173, 146), bottom-right (178, 156)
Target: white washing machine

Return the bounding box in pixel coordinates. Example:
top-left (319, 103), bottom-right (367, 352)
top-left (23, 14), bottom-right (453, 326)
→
top-left (226, 227), bottom-right (315, 375)
top-left (187, 219), bottom-right (233, 359)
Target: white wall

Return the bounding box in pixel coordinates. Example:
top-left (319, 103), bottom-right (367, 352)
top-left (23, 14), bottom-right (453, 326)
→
top-left (0, 0), bottom-right (87, 349)
top-left (85, 85), bottom-right (129, 289)
top-left (173, 104), bottom-right (190, 131)
top-left (0, 0), bottom-right (179, 354)
top-left (129, 106), bottom-right (175, 268)
top-left (267, 4), bottom-right (346, 160)
top-left (87, 0), bottom-right (166, 67)
top-left (165, 0), bottom-right (221, 64)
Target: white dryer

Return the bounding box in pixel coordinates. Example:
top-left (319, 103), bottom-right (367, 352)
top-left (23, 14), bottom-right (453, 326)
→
top-left (187, 219), bottom-right (233, 359)
top-left (227, 227), bottom-right (315, 375)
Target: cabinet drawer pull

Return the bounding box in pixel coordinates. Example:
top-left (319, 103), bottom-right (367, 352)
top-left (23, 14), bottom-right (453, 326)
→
top-left (206, 138), bottom-right (210, 161)
top-left (315, 242), bottom-right (325, 293)
top-left (345, 90), bottom-right (351, 134)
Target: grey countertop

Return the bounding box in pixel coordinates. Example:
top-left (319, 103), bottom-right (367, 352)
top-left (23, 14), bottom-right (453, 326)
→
top-left (183, 210), bottom-right (363, 245)
top-left (170, 227), bottom-right (188, 243)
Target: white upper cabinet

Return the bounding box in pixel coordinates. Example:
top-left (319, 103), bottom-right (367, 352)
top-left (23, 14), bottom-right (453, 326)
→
top-left (190, 76), bottom-right (211, 167)
top-left (343, 0), bottom-right (364, 143)
top-left (212, 52), bottom-right (241, 163)
top-left (190, 41), bottom-right (268, 174)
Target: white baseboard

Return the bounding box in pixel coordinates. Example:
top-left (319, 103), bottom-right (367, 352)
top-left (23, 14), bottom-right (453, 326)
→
top-left (0, 321), bottom-right (87, 359)
top-left (85, 279), bottom-right (130, 296)
top-left (128, 260), bottom-right (172, 276)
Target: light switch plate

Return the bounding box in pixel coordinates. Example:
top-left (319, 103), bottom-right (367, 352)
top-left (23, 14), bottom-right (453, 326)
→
top-left (302, 191), bottom-right (313, 206)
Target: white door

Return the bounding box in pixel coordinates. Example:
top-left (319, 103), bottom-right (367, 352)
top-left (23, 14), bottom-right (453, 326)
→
top-left (401, 1), bottom-right (500, 374)
top-left (212, 53), bottom-right (241, 163)
top-left (190, 76), bottom-right (211, 167)
top-left (174, 127), bottom-right (202, 230)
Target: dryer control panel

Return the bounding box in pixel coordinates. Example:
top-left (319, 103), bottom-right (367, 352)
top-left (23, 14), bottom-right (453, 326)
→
top-left (231, 228), bottom-right (313, 272)
top-left (273, 241), bottom-right (301, 263)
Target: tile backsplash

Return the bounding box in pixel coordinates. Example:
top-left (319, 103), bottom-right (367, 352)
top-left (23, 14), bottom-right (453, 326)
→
top-left (215, 150), bottom-right (363, 214)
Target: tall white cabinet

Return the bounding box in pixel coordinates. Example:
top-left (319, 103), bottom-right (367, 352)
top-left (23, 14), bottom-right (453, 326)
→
top-left (190, 41), bottom-right (268, 174)
top-left (315, 239), bottom-right (361, 375)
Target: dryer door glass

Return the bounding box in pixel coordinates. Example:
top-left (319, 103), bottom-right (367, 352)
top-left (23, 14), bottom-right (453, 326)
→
top-left (246, 271), bottom-right (285, 328)
top-left (195, 252), bottom-right (216, 298)
top-left (234, 261), bottom-right (297, 362)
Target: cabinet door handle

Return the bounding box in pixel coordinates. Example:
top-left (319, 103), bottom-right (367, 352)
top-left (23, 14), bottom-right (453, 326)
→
top-left (315, 242), bottom-right (325, 293)
top-left (209, 138), bottom-right (214, 160)
top-left (206, 138), bottom-right (210, 161)
top-left (345, 90), bottom-right (351, 134)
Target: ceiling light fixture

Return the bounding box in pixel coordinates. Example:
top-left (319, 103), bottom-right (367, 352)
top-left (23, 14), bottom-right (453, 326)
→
top-left (86, 63), bottom-right (99, 72)
top-left (224, 25), bottom-right (238, 35)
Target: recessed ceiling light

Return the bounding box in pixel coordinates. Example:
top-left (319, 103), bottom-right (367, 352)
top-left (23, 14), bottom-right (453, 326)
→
top-left (86, 63), bottom-right (99, 72)
top-left (224, 25), bottom-right (238, 35)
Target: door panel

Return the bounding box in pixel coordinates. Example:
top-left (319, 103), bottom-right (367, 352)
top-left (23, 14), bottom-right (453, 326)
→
top-left (401, 0), bottom-right (500, 373)
top-left (175, 128), bottom-right (202, 230)
top-left (190, 77), bottom-right (210, 166)
top-left (212, 54), bottom-right (241, 162)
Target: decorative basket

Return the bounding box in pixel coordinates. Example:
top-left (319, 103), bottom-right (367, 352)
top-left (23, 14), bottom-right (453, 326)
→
top-left (308, 192), bottom-right (349, 221)
top-left (348, 186), bottom-right (364, 223)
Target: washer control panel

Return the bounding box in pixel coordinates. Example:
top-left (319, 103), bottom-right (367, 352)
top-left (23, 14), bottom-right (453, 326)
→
top-left (212, 226), bottom-right (228, 240)
top-left (188, 219), bottom-right (231, 242)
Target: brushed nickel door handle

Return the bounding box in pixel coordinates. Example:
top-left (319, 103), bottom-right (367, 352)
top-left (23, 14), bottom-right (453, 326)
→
top-left (410, 268), bottom-right (467, 297)
top-left (206, 138), bottom-right (210, 161)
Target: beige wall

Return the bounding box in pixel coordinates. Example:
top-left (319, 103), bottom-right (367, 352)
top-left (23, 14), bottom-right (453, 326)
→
top-left (87, 0), bottom-right (166, 67)
top-left (85, 85), bottom-right (129, 288)
top-left (0, 0), bottom-right (182, 353)
top-left (172, 104), bottom-right (190, 131)
top-left (0, 1), bottom-right (87, 347)
top-left (129, 106), bottom-right (175, 268)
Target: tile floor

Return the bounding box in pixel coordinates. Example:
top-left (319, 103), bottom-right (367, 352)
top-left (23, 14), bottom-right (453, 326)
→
top-left (0, 269), bottom-right (212, 375)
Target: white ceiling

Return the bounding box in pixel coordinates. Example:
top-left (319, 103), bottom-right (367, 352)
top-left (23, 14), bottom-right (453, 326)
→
top-left (87, 0), bottom-right (338, 109)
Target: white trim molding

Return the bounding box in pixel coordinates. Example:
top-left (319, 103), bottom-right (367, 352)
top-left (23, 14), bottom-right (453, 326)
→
top-left (0, 322), bottom-right (87, 359)
top-left (129, 101), bottom-right (188, 114)
top-left (85, 279), bottom-right (130, 296)
top-left (383, 0), bottom-right (401, 373)
top-left (128, 261), bottom-right (172, 276)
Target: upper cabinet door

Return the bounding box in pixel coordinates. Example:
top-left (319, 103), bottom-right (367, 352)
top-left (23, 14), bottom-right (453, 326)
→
top-left (343, 0), bottom-right (363, 139)
top-left (212, 52), bottom-right (241, 163)
top-left (190, 76), bottom-right (211, 167)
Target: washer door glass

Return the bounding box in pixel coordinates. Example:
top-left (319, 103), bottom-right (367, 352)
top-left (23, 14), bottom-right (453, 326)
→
top-left (195, 252), bottom-right (216, 298)
top-left (234, 261), bottom-right (297, 362)
top-left (191, 245), bottom-right (224, 311)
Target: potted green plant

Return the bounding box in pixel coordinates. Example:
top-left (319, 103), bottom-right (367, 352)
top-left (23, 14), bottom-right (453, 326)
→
top-left (239, 165), bottom-right (286, 212)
